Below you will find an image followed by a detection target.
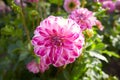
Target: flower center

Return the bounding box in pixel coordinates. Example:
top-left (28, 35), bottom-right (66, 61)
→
top-left (69, 2), bottom-right (76, 8)
top-left (51, 36), bottom-right (63, 46)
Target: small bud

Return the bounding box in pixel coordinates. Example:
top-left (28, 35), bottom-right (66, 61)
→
top-left (95, 20), bottom-right (104, 31)
top-left (26, 60), bottom-right (40, 74)
top-left (30, 10), bottom-right (39, 17)
top-left (86, 29), bottom-right (94, 38)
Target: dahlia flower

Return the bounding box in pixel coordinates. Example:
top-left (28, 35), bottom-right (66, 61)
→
top-left (63, 0), bottom-right (80, 13)
top-left (26, 60), bottom-right (39, 74)
top-left (94, 0), bottom-right (111, 3)
top-left (39, 56), bottom-right (50, 73)
top-left (27, 0), bottom-right (39, 3)
top-left (102, 1), bottom-right (115, 13)
top-left (14, 0), bottom-right (26, 7)
top-left (94, 0), bottom-right (104, 3)
top-left (32, 16), bottom-right (84, 72)
top-left (69, 8), bottom-right (97, 31)
top-left (0, 1), bottom-right (6, 13)
top-left (0, 0), bottom-right (11, 13)
top-left (115, 0), bottom-right (120, 11)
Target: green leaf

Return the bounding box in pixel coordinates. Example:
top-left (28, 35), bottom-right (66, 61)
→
top-left (19, 52), bottom-right (29, 61)
top-left (101, 50), bottom-right (120, 58)
top-left (92, 43), bottom-right (106, 50)
top-left (14, 29), bottom-right (23, 38)
top-left (1, 25), bottom-right (14, 36)
top-left (89, 51), bottom-right (108, 62)
top-left (34, 56), bottom-right (40, 64)
top-left (48, 0), bottom-right (63, 6)
top-left (63, 70), bottom-right (70, 80)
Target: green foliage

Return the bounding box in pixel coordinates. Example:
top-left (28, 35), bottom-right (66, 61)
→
top-left (101, 50), bottom-right (120, 58)
top-left (48, 0), bottom-right (63, 6)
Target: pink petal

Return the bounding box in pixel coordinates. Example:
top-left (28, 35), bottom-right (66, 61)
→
top-left (45, 28), bottom-right (52, 35)
top-left (71, 50), bottom-right (79, 57)
top-left (69, 58), bottom-right (75, 63)
top-left (36, 48), bottom-right (46, 56)
top-left (46, 57), bottom-right (51, 64)
top-left (39, 31), bottom-right (48, 37)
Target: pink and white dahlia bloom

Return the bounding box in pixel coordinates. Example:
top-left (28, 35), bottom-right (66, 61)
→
top-left (38, 56), bottom-right (50, 73)
top-left (32, 16), bottom-right (84, 72)
top-left (102, 1), bottom-right (115, 13)
top-left (94, 0), bottom-right (111, 3)
top-left (27, 0), bottom-right (39, 3)
top-left (63, 0), bottom-right (80, 13)
top-left (94, 0), bottom-right (104, 3)
top-left (26, 60), bottom-right (39, 74)
top-left (14, 0), bottom-right (26, 7)
top-left (0, 1), bottom-right (6, 13)
top-left (0, 0), bottom-right (11, 13)
top-left (69, 8), bottom-right (97, 31)
top-left (115, 0), bottom-right (120, 11)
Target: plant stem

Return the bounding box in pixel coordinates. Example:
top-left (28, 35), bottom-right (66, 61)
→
top-left (20, 0), bottom-right (31, 43)
top-left (36, 0), bottom-right (40, 25)
top-left (81, 0), bottom-right (86, 8)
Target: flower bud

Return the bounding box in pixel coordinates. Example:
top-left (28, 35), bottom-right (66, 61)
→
top-left (86, 29), bottom-right (94, 38)
top-left (30, 10), bottom-right (39, 17)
